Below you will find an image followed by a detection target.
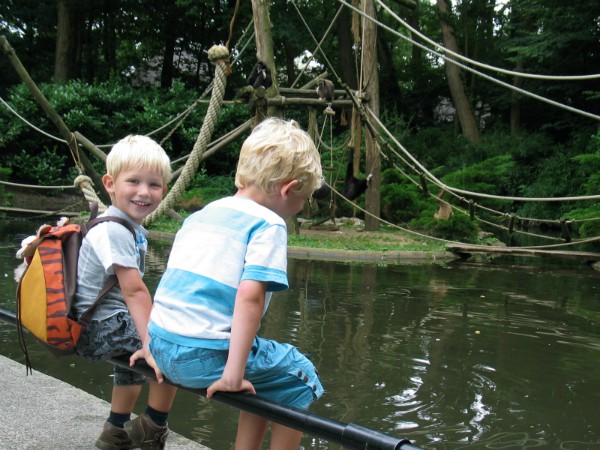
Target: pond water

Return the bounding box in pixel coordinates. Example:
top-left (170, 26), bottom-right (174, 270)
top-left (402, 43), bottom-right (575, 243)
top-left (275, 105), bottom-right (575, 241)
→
top-left (1, 219), bottom-right (599, 449)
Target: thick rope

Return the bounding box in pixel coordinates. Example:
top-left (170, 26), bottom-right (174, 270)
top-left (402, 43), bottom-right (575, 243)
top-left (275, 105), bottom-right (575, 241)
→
top-left (144, 45), bottom-right (230, 226)
top-left (74, 175), bottom-right (107, 213)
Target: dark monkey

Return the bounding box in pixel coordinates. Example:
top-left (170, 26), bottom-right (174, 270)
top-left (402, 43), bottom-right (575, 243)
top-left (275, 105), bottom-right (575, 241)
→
top-left (343, 147), bottom-right (372, 200)
top-left (247, 61), bottom-right (272, 89)
top-left (312, 148), bottom-right (372, 202)
top-left (316, 79), bottom-right (335, 103)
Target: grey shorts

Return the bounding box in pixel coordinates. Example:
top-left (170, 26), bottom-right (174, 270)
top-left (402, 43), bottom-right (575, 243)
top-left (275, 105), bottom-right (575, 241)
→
top-left (75, 311), bottom-right (146, 386)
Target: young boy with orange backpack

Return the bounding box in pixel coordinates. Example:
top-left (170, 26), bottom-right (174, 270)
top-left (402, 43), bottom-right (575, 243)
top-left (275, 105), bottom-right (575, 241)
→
top-left (73, 135), bottom-right (176, 450)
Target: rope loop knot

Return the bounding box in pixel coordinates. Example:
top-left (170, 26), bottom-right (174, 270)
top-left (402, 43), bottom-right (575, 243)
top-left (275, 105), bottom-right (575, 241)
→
top-left (73, 175), bottom-right (94, 188)
top-left (208, 45), bottom-right (230, 63)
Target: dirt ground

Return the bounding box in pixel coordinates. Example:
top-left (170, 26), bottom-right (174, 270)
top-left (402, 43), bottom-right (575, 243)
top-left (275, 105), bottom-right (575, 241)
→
top-left (293, 217), bottom-right (422, 249)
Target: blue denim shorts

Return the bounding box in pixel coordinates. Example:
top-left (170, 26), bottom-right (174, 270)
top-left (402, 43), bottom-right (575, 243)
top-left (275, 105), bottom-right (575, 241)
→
top-left (75, 312), bottom-right (146, 386)
top-left (149, 334), bottom-right (324, 409)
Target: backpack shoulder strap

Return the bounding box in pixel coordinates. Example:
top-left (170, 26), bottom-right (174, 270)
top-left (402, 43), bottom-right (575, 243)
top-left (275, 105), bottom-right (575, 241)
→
top-left (82, 201), bottom-right (137, 238)
top-left (77, 204), bottom-right (138, 327)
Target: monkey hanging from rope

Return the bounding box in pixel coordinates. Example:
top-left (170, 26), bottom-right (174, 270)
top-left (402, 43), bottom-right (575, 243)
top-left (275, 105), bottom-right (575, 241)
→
top-left (311, 147), bottom-right (372, 203)
top-left (343, 146), bottom-right (372, 200)
top-left (433, 189), bottom-right (453, 220)
top-left (247, 61), bottom-right (272, 89)
top-left (316, 79), bottom-right (335, 116)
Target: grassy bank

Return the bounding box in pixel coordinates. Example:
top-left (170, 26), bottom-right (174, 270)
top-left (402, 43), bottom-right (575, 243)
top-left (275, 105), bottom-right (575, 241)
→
top-left (148, 214), bottom-right (447, 253)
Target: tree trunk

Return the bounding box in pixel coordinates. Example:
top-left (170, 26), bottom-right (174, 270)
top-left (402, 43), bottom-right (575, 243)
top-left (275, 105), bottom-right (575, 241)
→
top-left (510, 57), bottom-right (524, 133)
top-left (251, 0), bottom-right (280, 120)
top-left (161, 33), bottom-right (176, 88)
top-left (336, 6), bottom-right (358, 90)
top-left (102, 0), bottom-right (117, 79)
top-left (54, 0), bottom-right (79, 83)
top-left (409, 0), bottom-right (423, 79)
top-left (283, 39), bottom-right (296, 85)
top-left (436, 0), bottom-right (481, 144)
top-left (362, 0), bottom-right (381, 231)
top-left (160, 1), bottom-right (177, 89)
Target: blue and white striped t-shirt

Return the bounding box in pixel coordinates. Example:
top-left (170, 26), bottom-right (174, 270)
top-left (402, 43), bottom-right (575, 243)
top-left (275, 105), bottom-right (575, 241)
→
top-left (149, 196), bottom-right (289, 349)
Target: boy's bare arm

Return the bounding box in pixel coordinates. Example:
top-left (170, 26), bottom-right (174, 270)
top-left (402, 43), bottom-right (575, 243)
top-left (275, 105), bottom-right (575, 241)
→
top-left (113, 265), bottom-right (153, 340)
top-left (206, 280), bottom-right (266, 398)
top-left (114, 264), bottom-right (166, 381)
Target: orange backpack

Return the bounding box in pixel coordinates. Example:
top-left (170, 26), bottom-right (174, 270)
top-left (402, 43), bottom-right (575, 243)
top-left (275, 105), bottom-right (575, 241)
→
top-left (15, 203), bottom-right (135, 372)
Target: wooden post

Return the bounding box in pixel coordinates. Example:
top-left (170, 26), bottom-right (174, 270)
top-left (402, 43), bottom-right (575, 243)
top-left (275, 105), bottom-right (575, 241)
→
top-left (251, 0), bottom-right (280, 121)
top-left (252, 0), bottom-right (303, 235)
top-left (350, 106), bottom-right (363, 173)
top-left (361, 0), bottom-right (381, 231)
top-left (560, 217), bottom-right (571, 243)
top-left (1, 35), bottom-right (109, 204)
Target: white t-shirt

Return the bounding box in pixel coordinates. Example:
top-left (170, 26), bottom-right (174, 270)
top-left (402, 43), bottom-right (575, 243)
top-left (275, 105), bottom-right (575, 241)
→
top-left (73, 206), bottom-right (146, 321)
top-left (150, 196), bottom-right (288, 349)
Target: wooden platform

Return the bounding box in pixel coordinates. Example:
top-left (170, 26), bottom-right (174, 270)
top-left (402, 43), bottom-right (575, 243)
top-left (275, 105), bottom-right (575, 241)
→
top-left (446, 243), bottom-right (600, 263)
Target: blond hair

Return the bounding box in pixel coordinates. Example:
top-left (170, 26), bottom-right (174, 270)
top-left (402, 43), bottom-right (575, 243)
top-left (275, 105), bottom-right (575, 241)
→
top-left (107, 135), bottom-right (172, 185)
top-left (235, 118), bottom-right (323, 196)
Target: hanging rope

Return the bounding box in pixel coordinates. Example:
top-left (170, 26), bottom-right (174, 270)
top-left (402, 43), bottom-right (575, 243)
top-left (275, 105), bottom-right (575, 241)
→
top-left (144, 45), bottom-right (230, 226)
top-left (339, 0), bottom-right (600, 121)
top-left (375, 0), bottom-right (600, 82)
top-left (74, 175), bottom-right (107, 213)
top-left (225, 0), bottom-right (241, 50)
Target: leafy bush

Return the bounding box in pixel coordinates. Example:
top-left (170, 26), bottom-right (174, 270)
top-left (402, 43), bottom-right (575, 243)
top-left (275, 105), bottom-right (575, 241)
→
top-left (440, 154), bottom-right (516, 215)
top-left (380, 173), bottom-right (428, 223)
top-left (410, 211), bottom-right (479, 242)
top-left (5, 148), bottom-right (77, 186)
top-left (0, 79), bottom-right (248, 186)
top-left (175, 172), bottom-right (235, 212)
top-left (563, 205), bottom-right (600, 238)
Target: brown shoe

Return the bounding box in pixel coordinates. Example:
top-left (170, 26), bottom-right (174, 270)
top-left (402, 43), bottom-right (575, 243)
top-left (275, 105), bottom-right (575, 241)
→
top-left (95, 421), bottom-right (134, 450)
top-left (124, 413), bottom-right (169, 450)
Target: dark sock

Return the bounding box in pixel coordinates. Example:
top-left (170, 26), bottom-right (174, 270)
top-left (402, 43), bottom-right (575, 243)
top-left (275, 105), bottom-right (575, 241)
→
top-left (145, 405), bottom-right (169, 427)
top-left (107, 411), bottom-right (131, 428)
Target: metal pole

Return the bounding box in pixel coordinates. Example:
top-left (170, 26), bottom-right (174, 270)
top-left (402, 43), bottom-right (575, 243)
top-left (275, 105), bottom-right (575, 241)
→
top-left (0, 307), bottom-right (423, 449)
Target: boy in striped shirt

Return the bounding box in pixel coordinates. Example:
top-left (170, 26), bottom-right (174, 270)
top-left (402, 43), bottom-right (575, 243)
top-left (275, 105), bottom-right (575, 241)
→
top-left (145, 117), bottom-right (324, 449)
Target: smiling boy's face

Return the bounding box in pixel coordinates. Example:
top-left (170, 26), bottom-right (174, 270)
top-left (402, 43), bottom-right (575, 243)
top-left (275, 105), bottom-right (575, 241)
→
top-left (103, 165), bottom-right (166, 224)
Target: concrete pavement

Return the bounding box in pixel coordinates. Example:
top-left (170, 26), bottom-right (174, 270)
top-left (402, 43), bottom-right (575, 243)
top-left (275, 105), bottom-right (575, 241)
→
top-left (0, 354), bottom-right (209, 450)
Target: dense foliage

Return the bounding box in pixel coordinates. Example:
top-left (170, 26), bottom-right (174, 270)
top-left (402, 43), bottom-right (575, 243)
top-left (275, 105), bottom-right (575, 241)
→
top-left (1, 0), bottom-right (599, 243)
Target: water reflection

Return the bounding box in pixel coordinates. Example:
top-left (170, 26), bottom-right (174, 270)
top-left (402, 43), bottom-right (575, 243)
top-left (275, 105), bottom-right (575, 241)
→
top-left (1, 220), bottom-right (600, 449)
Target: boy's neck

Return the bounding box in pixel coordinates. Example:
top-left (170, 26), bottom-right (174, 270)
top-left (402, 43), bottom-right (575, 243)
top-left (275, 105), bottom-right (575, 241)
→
top-left (235, 186), bottom-right (270, 206)
top-left (234, 186), bottom-right (283, 215)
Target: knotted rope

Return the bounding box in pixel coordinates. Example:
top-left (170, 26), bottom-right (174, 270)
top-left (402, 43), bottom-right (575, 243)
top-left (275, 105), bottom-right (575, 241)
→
top-left (74, 175), bottom-right (107, 213)
top-left (144, 45), bottom-right (230, 226)
top-left (71, 45), bottom-right (229, 223)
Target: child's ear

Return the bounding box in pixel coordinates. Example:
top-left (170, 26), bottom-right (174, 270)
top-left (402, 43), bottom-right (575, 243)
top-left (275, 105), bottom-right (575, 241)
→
top-left (280, 179), bottom-right (300, 197)
top-left (102, 174), bottom-right (115, 193)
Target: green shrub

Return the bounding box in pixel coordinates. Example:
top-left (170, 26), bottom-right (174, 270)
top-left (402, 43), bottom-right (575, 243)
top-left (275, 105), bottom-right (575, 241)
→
top-left (410, 212), bottom-right (479, 242)
top-left (175, 172), bottom-right (235, 212)
top-left (381, 177), bottom-right (428, 223)
top-left (0, 80), bottom-right (248, 186)
top-left (5, 148), bottom-right (77, 186)
top-left (563, 204), bottom-right (600, 238)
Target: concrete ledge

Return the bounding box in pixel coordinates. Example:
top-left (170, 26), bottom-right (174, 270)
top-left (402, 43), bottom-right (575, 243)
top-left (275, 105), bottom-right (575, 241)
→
top-left (0, 354), bottom-right (209, 450)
